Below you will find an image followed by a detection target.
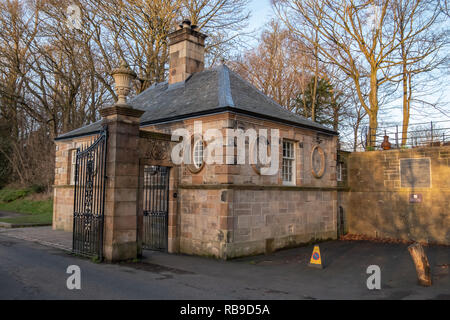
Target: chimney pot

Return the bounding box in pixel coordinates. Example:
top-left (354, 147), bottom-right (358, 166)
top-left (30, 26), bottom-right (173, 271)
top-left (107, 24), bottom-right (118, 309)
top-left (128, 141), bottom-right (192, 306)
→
top-left (168, 19), bottom-right (207, 85)
top-left (182, 19), bottom-right (191, 28)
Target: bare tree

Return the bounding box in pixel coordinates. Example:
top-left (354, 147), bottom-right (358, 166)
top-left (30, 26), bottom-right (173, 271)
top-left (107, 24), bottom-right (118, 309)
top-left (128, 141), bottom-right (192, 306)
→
top-left (441, 0), bottom-right (450, 17)
top-left (0, 0), bottom-right (253, 187)
top-left (274, 0), bottom-right (449, 148)
top-left (0, 0), bottom-right (109, 186)
top-left (231, 19), bottom-right (359, 136)
top-left (183, 0), bottom-right (252, 65)
top-left (0, 0), bottom-right (44, 185)
top-left (230, 20), bottom-right (311, 111)
top-left (273, 0), bottom-right (399, 147)
top-left (390, 0), bottom-right (448, 146)
top-left (83, 0), bottom-right (180, 93)
top-left (83, 0), bottom-right (252, 93)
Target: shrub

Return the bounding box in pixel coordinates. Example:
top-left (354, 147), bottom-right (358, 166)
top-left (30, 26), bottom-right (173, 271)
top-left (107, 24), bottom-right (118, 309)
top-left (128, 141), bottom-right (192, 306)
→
top-left (30, 184), bottom-right (46, 194)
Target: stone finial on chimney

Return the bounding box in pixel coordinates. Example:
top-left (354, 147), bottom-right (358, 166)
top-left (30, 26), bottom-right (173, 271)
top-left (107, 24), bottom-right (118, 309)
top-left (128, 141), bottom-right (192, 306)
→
top-left (111, 59), bottom-right (137, 105)
top-left (168, 19), bottom-right (207, 84)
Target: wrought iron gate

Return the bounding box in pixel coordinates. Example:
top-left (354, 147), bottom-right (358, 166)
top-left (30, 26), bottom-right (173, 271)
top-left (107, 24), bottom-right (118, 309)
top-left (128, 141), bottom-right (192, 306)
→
top-left (72, 128), bottom-right (107, 259)
top-left (142, 166), bottom-right (170, 251)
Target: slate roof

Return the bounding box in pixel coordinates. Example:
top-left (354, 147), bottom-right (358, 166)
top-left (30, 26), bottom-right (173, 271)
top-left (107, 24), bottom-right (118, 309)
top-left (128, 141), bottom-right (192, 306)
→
top-left (55, 64), bottom-right (337, 140)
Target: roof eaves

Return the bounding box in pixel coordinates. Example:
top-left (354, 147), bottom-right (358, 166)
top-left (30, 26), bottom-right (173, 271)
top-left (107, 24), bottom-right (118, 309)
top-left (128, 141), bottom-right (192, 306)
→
top-left (55, 106), bottom-right (337, 142)
top-left (54, 130), bottom-right (102, 142)
top-left (140, 106), bottom-right (337, 136)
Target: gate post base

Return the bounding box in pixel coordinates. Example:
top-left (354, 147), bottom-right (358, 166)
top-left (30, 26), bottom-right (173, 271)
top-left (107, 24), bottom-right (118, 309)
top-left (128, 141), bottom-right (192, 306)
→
top-left (100, 104), bottom-right (144, 263)
top-left (104, 242), bottom-right (138, 262)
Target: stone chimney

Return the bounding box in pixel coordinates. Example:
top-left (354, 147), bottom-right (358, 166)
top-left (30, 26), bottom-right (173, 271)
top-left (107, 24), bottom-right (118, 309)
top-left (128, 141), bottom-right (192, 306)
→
top-left (168, 19), bottom-right (207, 84)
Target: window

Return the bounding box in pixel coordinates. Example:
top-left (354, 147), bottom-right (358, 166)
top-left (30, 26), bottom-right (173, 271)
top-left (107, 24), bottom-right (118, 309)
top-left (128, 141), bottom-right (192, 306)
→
top-left (337, 162), bottom-right (343, 182)
top-left (282, 140), bottom-right (295, 184)
top-left (193, 139), bottom-right (204, 169)
top-left (69, 149), bottom-right (77, 185)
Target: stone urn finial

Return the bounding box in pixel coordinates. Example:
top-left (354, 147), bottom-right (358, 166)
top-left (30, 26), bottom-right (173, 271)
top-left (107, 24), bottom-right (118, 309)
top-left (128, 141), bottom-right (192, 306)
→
top-left (112, 59), bottom-right (137, 105)
top-left (381, 132), bottom-right (392, 150)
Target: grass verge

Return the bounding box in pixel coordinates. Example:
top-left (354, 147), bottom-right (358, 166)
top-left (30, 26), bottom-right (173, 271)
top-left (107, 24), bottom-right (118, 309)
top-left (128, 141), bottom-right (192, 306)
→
top-left (0, 187), bottom-right (53, 225)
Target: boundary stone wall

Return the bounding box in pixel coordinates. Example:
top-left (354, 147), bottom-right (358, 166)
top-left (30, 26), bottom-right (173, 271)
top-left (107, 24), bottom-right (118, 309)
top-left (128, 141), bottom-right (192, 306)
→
top-left (341, 146), bottom-right (450, 245)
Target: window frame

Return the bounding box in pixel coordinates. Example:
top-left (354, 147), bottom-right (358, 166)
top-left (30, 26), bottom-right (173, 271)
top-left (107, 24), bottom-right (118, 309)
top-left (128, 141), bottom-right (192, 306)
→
top-left (193, 139), bottom-right (204, 169)
top-left (337, 162), bottom-right (343, 182)
top-left (281, 140), bottom-right (296, 185)
top-left (187, 137), bottom-right (205, 174)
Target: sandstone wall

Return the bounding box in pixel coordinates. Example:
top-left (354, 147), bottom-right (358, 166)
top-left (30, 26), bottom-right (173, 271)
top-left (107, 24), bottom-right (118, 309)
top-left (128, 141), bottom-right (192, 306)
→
top-left (53, 136), bottom-right (95, 231)
top-left (147, 112), bottom-right (339, 258)
top-left (343, 146), bottom-right (450, 244)
top-left (227, 188), bottom-right (337, 258)
top-left (53, 111), bottom-right (339, 258)
top-left (177, 188), bottom-right (230, 258)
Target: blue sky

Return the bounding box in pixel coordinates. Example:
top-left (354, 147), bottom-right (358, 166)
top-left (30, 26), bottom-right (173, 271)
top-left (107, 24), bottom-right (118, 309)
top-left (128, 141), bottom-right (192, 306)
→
top-left (246, 0), bottom-right (274, 33)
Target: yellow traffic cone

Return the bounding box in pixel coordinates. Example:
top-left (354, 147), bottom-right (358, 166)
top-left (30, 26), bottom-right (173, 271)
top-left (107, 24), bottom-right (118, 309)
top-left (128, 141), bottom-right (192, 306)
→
top-left (308, 245), bottom-right (323, 269)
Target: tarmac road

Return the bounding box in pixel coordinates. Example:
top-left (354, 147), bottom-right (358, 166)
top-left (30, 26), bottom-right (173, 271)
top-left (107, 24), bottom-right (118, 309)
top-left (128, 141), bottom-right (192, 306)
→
top-left (0, 233), bottom-right (449, 300)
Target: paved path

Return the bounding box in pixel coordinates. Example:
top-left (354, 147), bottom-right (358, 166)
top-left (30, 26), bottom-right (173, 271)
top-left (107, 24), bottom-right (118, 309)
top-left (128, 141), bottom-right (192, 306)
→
top-left (0, 227), bottom-right (449, 299)
top-left (0, 226), bottom-right (71, 251)
top-left (0, 211), bottom-right (22, 218)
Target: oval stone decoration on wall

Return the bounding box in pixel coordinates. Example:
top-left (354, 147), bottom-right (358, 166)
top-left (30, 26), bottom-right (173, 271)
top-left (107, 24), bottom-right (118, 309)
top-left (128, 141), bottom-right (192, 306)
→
top-left (311, 145), bottom-right (325, 178)
top-left (187, 136), bottom-right (206, 174)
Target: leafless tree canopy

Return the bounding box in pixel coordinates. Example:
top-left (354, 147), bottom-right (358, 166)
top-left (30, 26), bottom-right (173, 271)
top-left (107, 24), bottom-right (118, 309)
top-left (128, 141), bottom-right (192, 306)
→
top-left (231, 21), bottom-right (310, 111)
top-left (0, 0), bottom-right (448, 188)
top-left (0, 0), bottom-right (251, 188)
top-left (273, 0), bottom-right (448, 149)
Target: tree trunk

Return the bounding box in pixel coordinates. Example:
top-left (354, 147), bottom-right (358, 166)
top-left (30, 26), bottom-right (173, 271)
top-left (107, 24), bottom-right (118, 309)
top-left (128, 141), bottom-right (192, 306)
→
top-left (401, 40), bottom-right (409, 146)
top-left (331, 94), bottom-right (339, 131)
top-left (367, 70), bottom-right (379, 149)
top-left (367, 114), bottom-right (378, 149)
top-left (353, 125), bottom-right (359, 152)
top-left (402, 102), bottom-right (410, 147)
top-left (310, 29), bottom-right (319, 122)
top-left (408, 243), bottom-right (432, 287)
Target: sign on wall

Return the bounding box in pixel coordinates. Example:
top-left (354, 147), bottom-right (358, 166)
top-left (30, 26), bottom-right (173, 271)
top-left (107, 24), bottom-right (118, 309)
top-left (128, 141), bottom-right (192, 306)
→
top-left (400, 158), bottom-right (431, 188)
top-left (409, 194), bottom-right (423, 203)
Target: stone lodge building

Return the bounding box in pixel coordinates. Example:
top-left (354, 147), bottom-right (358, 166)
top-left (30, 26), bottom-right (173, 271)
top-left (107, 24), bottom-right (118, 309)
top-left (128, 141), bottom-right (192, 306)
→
top-left (53, 20), bottom-right (339, 261)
